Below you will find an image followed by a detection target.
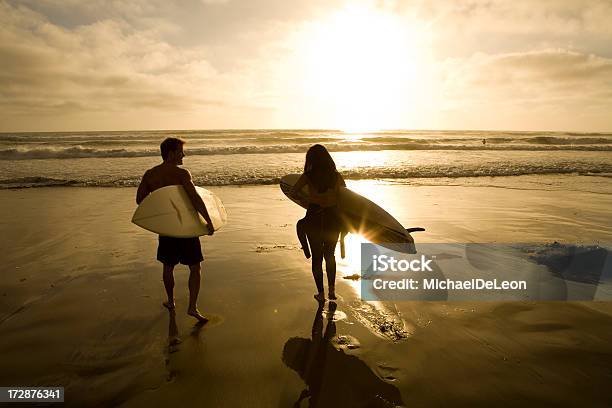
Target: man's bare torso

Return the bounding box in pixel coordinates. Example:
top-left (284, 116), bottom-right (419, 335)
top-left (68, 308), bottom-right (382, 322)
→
top-left (144, 163), bottom-right (187, 192)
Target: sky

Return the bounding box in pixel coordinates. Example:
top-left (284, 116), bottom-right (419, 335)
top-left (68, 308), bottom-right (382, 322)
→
top-left (1, 0), bottom-right (611, 132)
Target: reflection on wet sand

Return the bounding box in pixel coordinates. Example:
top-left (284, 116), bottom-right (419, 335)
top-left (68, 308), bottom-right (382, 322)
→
top-left (168, 309), bottom-right (181, 346)
top-left (164, 309), bottom-right (209, 383)
top-left (282, 302), bottom-right (403, 407)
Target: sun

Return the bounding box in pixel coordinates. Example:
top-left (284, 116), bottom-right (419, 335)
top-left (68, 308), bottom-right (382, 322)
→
top-left (294, 4), bottom-right (432, 132)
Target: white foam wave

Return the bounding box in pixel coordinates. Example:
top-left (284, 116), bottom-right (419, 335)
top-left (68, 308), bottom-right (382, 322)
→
top-left (2, 164), bottom-right (610, 189)
top-left (2, 143), bottom-right (611, 160)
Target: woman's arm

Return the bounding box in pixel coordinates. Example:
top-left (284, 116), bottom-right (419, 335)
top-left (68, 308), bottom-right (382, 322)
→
top-left (292, 173), bottom-right (308, 194)
top-left (293, 173), bottom-right (327, 205)
top-left (337, 172), bottom-right (346, 188)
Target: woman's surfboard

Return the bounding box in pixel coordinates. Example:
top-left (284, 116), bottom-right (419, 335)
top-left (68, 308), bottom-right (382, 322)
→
top-left (132, 185), bottom-right (227, 238)
top-left (280, 174), bottom-right (423, 253)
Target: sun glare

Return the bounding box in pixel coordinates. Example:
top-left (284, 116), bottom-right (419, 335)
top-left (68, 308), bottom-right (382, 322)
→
top-left (335, 180), bottom-right (396, 297)
top-left (337, 233), bottom-right (368, 296)
top-left (295, 4), bottom-right (432, 131)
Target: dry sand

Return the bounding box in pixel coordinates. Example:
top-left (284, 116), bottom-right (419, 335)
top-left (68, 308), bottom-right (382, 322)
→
top-left (0, 178), bottom-right (611, 407)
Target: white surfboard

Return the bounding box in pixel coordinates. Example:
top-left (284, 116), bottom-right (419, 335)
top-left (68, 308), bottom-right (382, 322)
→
top-left (280, 174), bottom-right (423, 253)
top-left (132, 185), bottom-right (227, 238)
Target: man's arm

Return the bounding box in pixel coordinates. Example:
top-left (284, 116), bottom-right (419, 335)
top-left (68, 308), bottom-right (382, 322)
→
top-left (179, 169), bottom-right (214, 235)
top-left (136, 171), bottom-right (151, 205)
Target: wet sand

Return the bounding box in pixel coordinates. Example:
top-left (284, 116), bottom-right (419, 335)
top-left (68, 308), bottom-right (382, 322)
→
top-left (0, 177), bottom-right (611, 407)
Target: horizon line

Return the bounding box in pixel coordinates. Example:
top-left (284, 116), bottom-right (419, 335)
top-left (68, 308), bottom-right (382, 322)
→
top-left (2, 127), bottom-right (611, 135)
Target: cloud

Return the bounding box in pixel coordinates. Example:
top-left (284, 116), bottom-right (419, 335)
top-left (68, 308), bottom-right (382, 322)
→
top-left (405, 0), bottom-right (612, 34)
top-left (388, 0), bottom-right (612, 61)
top-left (0, 1), bottom-right (234, 120)
top-left (0, 0), bottom-right (345, 131)
top-left (475, 50), bottom-right (612, 86)
top-left (429, 48), bottom-right (612, 130)
top-left (1, 0), bottom-right (611, 131)
top-left (442, 49), bottom-right (612, 104)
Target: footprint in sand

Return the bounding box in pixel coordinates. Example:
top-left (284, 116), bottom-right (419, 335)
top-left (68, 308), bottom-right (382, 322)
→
top-left (375, 363), bottom-right (400, 381)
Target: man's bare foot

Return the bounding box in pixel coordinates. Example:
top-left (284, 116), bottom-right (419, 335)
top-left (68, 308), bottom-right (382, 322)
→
top-left (163, 300), bottom-right (176, 310)
top-left (187, 308), bottom-right (209, 324)
top-left (314, 292), bottom-right (325, 303)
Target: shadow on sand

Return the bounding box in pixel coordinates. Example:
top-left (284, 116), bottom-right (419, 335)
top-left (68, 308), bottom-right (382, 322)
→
top-left (282, 302), bottom-right (404, 407)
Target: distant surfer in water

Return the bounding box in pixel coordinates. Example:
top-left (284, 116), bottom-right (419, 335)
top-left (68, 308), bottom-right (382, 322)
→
top-left (136, 137), bottom-right (213, 323)
top-left (293, 145), bottom-right (346, 302)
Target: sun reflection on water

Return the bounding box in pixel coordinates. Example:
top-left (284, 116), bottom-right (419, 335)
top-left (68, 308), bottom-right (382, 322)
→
top-left (333, 151), bottom-right (393, 170)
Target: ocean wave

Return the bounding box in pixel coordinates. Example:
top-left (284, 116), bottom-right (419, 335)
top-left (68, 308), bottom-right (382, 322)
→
top-left (2, 130), bottom-right (610, 144)
top-left (0, 129), bottom-right (338, 143)
top-left (3, 135), bottom-right (610, 148)
top-left (524, 136), bottom-right (612, 145)
top-left (0, 176), bottom-right (80, 188)
top-left (2, 143), bottom-right (612, 160)
top-left (0, 146), bottom-right (151, 160)
top-left (3, 166), bottom-right (610, 189)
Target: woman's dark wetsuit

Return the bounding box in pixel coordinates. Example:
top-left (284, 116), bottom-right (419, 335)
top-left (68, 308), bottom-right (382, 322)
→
top-left (303, 173), bottom-right (343, 294)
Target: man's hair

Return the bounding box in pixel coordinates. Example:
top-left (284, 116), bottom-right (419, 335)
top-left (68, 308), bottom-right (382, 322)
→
top-left (160, 137), bottom-right (186, 160)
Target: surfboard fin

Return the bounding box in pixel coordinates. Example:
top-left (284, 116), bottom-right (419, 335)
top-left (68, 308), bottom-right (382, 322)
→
top-left (406, 227), bottom-right (425, 233)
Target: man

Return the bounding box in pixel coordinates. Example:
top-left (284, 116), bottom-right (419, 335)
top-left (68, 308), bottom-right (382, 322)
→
top-left (136, 137), bottom-right (213, 323)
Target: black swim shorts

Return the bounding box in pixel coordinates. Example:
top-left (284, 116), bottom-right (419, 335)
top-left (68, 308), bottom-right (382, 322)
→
top-left (157, 236), bottom-right (204, 266)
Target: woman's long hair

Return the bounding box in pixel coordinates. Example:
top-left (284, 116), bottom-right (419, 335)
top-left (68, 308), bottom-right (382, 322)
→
top-left (304, 144), bottom-right (337, 193)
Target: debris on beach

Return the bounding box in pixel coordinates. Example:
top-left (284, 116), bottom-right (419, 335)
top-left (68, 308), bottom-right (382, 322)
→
top-left (350, 301), bottom-right (411, 342)
top-left (254, 243), bottom-right (300, 253)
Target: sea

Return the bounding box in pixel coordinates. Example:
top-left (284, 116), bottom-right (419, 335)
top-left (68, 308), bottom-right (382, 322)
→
top-left (1, 129), bottom-right (611, 190)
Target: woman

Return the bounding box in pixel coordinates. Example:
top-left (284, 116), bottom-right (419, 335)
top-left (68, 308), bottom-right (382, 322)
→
top-left (293, 144), bottom-right (345, 302)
